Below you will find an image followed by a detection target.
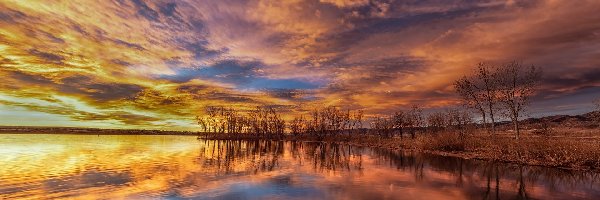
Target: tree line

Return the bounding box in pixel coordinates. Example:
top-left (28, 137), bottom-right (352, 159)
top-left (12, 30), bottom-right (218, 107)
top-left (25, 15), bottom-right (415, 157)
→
top-left (197, 106), bottom-right (365, 139)
top-left (196, 61), bottom-right (542, 140)
top-left (196, 106), bottom-right (285, 138)
top-left (369, 106), bottom-right (473, 139)
top-left (196, 104), bottom-right (475, 140)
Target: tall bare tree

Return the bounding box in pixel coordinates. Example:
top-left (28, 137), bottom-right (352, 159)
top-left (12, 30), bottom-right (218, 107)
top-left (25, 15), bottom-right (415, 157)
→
top-left (454, 63), bottom-right (500, 133)
top-left (476, 63), bottom-right (500, 133)
top-left (455, 76), bottom-right (486, 127)
top-left (495, 62), bottom-right (542, 139)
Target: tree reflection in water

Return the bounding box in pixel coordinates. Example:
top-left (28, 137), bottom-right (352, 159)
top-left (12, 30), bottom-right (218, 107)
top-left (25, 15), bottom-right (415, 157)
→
top-left (197, 140), bottom-right (365, 174)
top-left (1, 135), bottom-right (597, 199)
top-left (194, 140), bottom-right (600, 199)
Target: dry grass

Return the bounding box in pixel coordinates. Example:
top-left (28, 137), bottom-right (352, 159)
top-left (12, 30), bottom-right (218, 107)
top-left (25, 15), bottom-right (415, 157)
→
top-left (404, 131), bottom-right (600, 171)
top-left (465, 135), bottom-right (600, 170)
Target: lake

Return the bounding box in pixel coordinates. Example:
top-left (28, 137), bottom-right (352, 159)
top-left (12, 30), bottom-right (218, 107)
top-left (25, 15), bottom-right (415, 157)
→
top-left (0, 134), bottom-right (599, 199)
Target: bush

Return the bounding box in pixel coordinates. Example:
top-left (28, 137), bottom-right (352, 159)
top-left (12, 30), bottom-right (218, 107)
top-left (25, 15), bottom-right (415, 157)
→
top-left (422, 132), bottom-right (466, 152)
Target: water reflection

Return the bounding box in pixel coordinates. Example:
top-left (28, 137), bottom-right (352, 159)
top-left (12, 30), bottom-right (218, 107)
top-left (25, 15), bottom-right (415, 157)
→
top-left (0, 134), bottom-right (598, 199)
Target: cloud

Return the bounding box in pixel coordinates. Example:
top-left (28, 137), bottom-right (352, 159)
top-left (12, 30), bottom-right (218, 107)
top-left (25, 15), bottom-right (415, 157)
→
top-left (28, 49), bottom-right (65, 64)
top-left (320, 0), bottom-right (370, 8)
top-left (130, 0), bottom-right (161, 22)
top-left (1, 0), bottom-right (599, 129)
top-left (8, 70), bottom-right (55, 85)
top-left (162, 59), bottom-right (321, 90)
top-left (58, 75), bottom-right (144, 102)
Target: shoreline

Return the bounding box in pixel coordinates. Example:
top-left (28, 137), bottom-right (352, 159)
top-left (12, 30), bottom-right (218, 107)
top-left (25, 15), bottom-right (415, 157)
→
top-left (0, 126), bottom-right (198, 135)
top-left (196, 133), bottom-right (600, 173)
top-left (340, 140), bottom-right (599, 173)
top-left (2, 127), bottom-right (600, 173)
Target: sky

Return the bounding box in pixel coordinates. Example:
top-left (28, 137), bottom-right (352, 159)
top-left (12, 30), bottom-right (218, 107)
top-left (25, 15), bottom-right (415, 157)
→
top-left (1, 0), bottom-right (599, 130)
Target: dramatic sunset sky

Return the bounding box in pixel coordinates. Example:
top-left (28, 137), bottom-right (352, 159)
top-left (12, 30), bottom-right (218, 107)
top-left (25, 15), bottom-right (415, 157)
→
top-left (1, 0), bottom-right (599, 130)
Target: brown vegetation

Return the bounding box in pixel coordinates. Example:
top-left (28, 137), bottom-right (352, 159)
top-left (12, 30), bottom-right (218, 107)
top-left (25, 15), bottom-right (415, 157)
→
top-left (353, 131), bottom-right (600, 171)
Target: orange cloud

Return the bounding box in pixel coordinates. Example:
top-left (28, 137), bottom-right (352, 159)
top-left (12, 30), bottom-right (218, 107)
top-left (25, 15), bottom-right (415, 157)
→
top-left (1, 0), bottom-right (599, 129)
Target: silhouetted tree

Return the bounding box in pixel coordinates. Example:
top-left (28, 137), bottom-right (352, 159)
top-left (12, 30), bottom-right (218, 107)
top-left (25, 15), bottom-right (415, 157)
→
top-left (454, 63), bottom-right (500, 134)
top-left (406, 105), bottom-right (424, 139)
top-left (302, 106), bottom-right (363, 139)
top-left (427, 111), bottom-right (446, 133)
top-left (495, 62), bottom-right (542, 139)
top-left (289, 115), bottom-right (306, 135)
top-left (197, 105), bottom-right (286, 138)
top-left (445, 108), bottom-right (473, 139)
top-left (350, 109), bottom-right (364, 135)
top-left (371, 115), bottom-right (394, 138)
top-left (246, 106), bottom-right (285, 138)
top-left (196, 116), bottom-right (209, 133)
top-left (393, 111), bottom-right (407, 139)
top-left (476, 63), bottom-right (500, 133)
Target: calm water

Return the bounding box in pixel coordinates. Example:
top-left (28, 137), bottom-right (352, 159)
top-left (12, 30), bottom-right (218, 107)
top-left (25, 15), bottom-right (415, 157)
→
top-left (0, 134), bottom-right (599, 199)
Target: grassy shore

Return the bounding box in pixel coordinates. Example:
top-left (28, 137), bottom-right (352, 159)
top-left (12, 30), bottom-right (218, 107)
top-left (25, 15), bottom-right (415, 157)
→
top-left (199, 129), bottom-right (600, 172)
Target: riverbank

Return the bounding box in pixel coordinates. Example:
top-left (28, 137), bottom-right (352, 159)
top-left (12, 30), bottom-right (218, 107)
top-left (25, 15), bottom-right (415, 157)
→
top-left (199, 130), bottom-right (600, 172)
top-left (349, 134), bottom-right (600, 172)
top-left (3, 126), bottom-right (599, 172)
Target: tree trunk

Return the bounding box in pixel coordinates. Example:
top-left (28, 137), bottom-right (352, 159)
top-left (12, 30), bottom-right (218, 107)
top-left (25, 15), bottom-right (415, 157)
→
top-left (513, 118), bottom-right (520, 140)
top-left (489, 107), bottom-right (496, 134)
top-left (480, 110), bottom-right (488, 134)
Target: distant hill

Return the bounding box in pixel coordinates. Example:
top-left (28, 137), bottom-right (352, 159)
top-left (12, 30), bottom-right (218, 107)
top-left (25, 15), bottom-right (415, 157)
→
top-left (518, 111), bottom-right (599, 129)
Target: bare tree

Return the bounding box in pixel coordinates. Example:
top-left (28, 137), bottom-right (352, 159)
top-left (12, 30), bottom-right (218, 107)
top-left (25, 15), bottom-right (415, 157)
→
top-left (393, 111), bottom-right (407, 139)
top-left (197, 105), bottom-right (286, 138)
top-left (289, 115), bottom-right (306, 135)
top-left (495, 62), bottom-right (542, 139)
top-left (370, 115), bottom-right (395, 138)
top-left (476, 63), bottom-right (500, 133)
top-left (406, 105), bottom-right (424, 139)
top-left (455, 76), bottom-right (486, 128)
top-left (196, 116), bottom-right (209, 133)
top-left (350, 110), bottom-right (364, 135)
top-left (445, 108), bottom-right (473, 139)
top-left (427, 111), bottom-right (446, 133)
top-left (454, 63), bottom-right (500, 134)
top-left (303, 106), bottom-right (359, 138)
